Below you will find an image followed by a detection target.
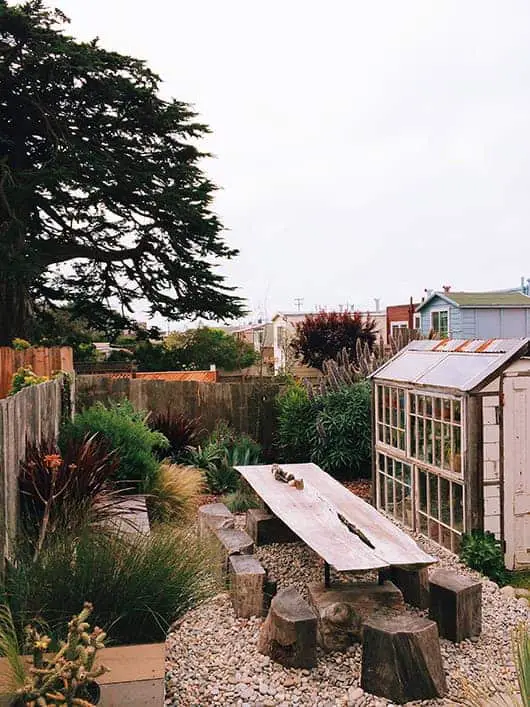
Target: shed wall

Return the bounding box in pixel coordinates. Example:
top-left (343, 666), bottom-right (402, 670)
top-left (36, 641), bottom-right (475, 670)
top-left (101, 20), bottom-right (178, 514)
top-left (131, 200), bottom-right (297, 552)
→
top-left (482, 395), bottom-right (501, 538)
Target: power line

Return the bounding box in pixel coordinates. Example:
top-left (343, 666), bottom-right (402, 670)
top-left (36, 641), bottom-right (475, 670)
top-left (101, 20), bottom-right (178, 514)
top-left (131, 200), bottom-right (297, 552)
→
top-left (294, 297), bottom-right (304, 312)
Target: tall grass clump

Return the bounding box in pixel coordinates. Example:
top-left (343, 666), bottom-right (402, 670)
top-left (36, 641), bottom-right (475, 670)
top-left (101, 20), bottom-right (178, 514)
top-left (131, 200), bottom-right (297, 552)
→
top-left (4, 527), bottom-right (219, 646)
top-left (147, 463), bottom-right (205, 525)
top-left (60, 400), bottom-right (168, 491)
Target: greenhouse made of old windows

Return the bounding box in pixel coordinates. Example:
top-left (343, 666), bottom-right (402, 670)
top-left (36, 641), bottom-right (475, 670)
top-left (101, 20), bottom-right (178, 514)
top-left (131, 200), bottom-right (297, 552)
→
top-left (370, 338), bottom-right (530, 570)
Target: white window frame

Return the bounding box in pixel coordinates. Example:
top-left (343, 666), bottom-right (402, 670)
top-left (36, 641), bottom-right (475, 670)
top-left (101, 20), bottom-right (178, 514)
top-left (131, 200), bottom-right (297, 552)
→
top-left (390, 321), bottom-right (408, 337)
top-left (431, 309), bottom-right (449, 338)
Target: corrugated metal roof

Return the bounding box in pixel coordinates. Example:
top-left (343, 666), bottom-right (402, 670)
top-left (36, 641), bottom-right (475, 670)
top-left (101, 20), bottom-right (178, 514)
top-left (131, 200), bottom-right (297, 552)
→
top-left (371, 338), bottom-right (529, 391)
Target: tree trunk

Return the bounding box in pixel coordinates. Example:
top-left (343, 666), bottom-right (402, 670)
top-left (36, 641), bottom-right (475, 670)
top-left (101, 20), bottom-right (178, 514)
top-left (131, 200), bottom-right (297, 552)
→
top-left (0, 273), bottom-right (32, 345)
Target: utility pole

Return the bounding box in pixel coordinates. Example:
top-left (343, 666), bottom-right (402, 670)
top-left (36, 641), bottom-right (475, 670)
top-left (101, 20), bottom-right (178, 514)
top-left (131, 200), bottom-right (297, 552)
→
top-left (294, 297), bottom-right (304, 312)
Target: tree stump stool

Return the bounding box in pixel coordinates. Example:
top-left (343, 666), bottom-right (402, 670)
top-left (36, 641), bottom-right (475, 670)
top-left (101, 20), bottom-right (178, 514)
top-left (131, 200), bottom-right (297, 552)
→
top-left (198, 503), bottom-right (234, 539)
top-left (307, 581), bottom-right (405, 651)
top-left (361, 614), bottom-right (447, 703)
top-left (258, 586), bottom-right (317, 668)
top-left (229, 555), bottom-right (266, 618)
top-left (387, 566), bottom-right (430, 609)
top-left (213, 527), bottom-right (254, 575)
top-left (429, 569), bottom-right (482, 642)
top-left (245, 508), bottom-right (298, 545)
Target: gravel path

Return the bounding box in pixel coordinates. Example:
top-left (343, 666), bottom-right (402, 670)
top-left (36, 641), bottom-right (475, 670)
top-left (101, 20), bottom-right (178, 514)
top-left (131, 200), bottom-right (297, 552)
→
top-left (166, 518), bottom-right (528, 706)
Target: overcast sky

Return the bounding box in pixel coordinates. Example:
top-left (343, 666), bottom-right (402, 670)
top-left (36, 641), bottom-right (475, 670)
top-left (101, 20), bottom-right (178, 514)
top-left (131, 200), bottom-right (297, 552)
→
top-left (57, 0), bottom-right (530, 325)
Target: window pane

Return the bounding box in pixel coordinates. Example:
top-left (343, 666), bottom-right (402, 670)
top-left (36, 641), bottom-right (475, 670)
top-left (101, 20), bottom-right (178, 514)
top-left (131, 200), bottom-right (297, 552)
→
top-left (395, 482), bottom-right (403, 521)
top-left (418, 395), bottom-right (425, 416)
top-left (410, 394), bottom-right (416, 414)
top-left (440, 477), bottom-right (450, 525)
top-left (429, 519), bottom-right (440, 543)
top-left (419, 470), bottom-right (427, 512)
top-left (403, 463), bottom-right (411, 487)
top-left (434, 422), bottom-right (442, 468)
top-left (384, 425), bottom-right (390, 445)
top-left (426, 422), bottom-right (433, 464)
top-left (395, 460), bottom-right (402, 481)
top-left (443, 398), bottom-right (451, 421)
top-left (404, 490), bottom-right (413, 528)
top-left (418, 418), bottom-right (425, 459)
top-left (426, 397), bottom-right (433, 418)
top-left (411, 418), bottom-right (417, 457)
top-left (419, 513), bottom-right (428, 534)
top-left (442, 424), bottom-right (451, 469)
top-left (377, 386), bottom-right (383, 422)
top-left (440, 525), bottom-right (452, 550)
top-left (434, 398), bottom-right (442, 420)
top-left (429, 473), bottom-right (439, 518)
top-left (452, 483), bottom-right (464, 531)
top-left (453, 399), bottom-right (461, 423)
top-left (386, 477), bottom-right (394, 514)
top-left (378, 423), bottom-right (384, 443)
top-left (378, 453), bottom-right (385, 472)
top-left (378, 473), bottom-right (385, 510)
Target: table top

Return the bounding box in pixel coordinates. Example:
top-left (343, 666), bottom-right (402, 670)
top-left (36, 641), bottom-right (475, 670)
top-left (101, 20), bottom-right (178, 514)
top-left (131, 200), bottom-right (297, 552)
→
top-left (235, 463), bottom-right (436, 573)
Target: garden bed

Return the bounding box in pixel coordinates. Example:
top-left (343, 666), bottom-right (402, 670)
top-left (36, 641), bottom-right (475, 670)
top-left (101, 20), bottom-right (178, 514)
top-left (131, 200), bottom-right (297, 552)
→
top-left (165, 519), bottom-right (528, 706)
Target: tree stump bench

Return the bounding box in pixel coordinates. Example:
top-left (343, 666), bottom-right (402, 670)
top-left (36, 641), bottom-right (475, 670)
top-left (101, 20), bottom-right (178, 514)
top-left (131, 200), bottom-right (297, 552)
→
top-left (229, 555), bottom-right (266, 618)
top-left (258, 586), bottom-right (317, 668)
top-left (213, 528), bottom-right (254, 575)
top-left (198, 503), bottom-right (234, 539)
top-left (429, 569), bottom-right (482, 642)
top-left (307, 581), bottom-right (405, 652)
top-left (380, 566), bottom-right (430, 609)
top-left (361, 614), bottom-right (447, 703)
top-left (245, 508), bottom-right (299, 545)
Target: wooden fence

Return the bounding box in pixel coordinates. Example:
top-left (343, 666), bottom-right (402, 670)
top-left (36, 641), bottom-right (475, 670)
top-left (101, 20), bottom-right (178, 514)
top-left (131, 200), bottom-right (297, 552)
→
top-left (0, 378), bottom-right (68, 560)
top-left (0, 346), bottom-right (74, 399)
top-left (76, 376), bottom-right (281, 453)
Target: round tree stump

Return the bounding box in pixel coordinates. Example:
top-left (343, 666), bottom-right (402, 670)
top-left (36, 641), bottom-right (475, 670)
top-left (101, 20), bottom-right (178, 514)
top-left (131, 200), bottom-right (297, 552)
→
top-left (258, 586), bottom-right (317, 668)
top-left (361, 613), bottom-right (447, 703)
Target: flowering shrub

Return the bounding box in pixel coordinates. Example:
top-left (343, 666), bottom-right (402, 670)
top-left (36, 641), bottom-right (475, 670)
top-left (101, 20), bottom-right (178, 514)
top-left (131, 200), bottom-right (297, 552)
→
top-left (9, 366), bottom-right (49, 396)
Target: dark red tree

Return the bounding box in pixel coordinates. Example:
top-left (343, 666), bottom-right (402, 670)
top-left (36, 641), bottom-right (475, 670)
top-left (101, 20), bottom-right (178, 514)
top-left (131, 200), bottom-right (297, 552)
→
top-left (292, 311), bottom-right (378, 371)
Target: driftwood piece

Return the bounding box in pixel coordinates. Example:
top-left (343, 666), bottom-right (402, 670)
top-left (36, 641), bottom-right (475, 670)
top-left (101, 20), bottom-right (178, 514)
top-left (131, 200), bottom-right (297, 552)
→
top-left (429, 569), bottom-right (482, 642)
top-left (258, 586), bottom-right (317, 668)
top-left (361, 614), bottom-right (447, 703)
top-left (246, 508), bottom-right (299, 545)
top-left (229, 555), bottom-right (266, 618)
top-left (307, 581), bottom-right (405, 652)
top-left (198, 503), bottom-right (234, 539)
top-left (388, 566), bottom-right (430, 609)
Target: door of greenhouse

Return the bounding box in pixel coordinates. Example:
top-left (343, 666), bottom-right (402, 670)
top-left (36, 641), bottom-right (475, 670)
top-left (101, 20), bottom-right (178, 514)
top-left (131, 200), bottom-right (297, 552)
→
top-left (503, 372), bottom-right (530, 569)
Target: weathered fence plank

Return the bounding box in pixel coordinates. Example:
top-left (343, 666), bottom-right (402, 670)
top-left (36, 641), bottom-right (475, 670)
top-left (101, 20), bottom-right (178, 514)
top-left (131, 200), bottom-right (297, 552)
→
top-left (0, 378), bottom-right (65, 561)
top-left (75, 376), bottom-right (281, 451)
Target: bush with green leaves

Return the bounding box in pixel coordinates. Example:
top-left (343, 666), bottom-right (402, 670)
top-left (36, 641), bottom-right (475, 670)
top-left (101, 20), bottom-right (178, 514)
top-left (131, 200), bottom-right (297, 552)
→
top-left (60, 400), bottom-right (169, 491)
top-left (275, 380), bottom-right (371, 479)
top-left (9, 366), bottom-right (49, 396)
top-left (460, 530), bottom-right (507, 585)
top-left (185, 422), bottom-right (261, 494)
top-left (276, 383), bottom-right (315, 463)
top-left (4, 526), bottom-right (219, 647)
top-left (221, 486), bottom-right (262, 514)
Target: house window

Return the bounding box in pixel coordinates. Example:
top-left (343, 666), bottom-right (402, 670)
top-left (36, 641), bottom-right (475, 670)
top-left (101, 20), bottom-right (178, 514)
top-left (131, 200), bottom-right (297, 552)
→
top-left (414, 313), bottom-right (421, 330)
top-left (431, 310), bottom-right (449, 338)
top-left (276, 327), bottom-right (285, 348)
top-left (417, 468), bottom-right (464, 552)
top-left (409, 393), bottom-right (462, 474)
top-left (253, 330), bottom-right (264, 350)
top-left (376, 384), bottom-right (406, 451)
top-left (377, 453), bottom-right (413, 527)
top-left (390, 322), bottom-right (408, 337)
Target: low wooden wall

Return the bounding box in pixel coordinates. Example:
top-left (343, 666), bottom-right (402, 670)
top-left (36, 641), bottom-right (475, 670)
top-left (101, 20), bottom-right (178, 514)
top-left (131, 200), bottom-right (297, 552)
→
top-left (0, 346), bottom-right (73, 399)
top-left (76, 376), bottom-right (281, 453)
top-left (0, 378), bottom-right (67, 560)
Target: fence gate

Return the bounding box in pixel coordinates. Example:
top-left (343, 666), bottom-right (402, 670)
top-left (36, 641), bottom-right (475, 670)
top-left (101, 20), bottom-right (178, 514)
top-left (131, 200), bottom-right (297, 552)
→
top-left (502, 371), bottom-right (530, 570)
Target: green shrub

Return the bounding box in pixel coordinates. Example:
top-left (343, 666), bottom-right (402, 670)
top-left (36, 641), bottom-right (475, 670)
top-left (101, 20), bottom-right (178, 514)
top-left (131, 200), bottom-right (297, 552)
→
top-left (310, 382), bottom-right (372, 479)
top-left (222, 487), bottom-right (262, 514)
top-left (276, 383), bottom-right (315, 462)
top-left (60, 401), bottom-right (168, 491)
top-left (460, 530), bottom-right (506, 585)
top-left (184, 423), bottom-right (261, 494)
top-left (4, 527), bottom-right (219, 646)
top-left (11, 338), bottom-right (31, 351)
top-left (9, 366), bottom-right (48, 396)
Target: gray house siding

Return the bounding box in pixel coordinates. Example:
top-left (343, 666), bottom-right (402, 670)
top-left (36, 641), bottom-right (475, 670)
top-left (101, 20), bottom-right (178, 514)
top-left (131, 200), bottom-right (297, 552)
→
top-left (419, 297), bottom-right (530, 339)
top-left (419, 296), bottom-right (461, 337)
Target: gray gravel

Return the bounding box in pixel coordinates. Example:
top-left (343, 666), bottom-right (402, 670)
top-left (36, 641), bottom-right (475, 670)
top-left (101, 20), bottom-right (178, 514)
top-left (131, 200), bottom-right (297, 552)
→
top-left (166, 515), bottom-right (529, 706)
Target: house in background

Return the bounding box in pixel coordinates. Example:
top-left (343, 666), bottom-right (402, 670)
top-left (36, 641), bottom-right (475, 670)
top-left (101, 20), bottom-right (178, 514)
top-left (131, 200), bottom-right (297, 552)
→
top-left (386, 299), bottom-right (421, 340)
top-left (416, 287), bottom-right (530, 339)
top-left (233, 322), bottom-right (275, 369)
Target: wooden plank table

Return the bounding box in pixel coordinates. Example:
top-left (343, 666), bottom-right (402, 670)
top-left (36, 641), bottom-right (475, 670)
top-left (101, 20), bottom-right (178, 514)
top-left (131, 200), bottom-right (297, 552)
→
top-left (235, 463), bottom-right (436, 579)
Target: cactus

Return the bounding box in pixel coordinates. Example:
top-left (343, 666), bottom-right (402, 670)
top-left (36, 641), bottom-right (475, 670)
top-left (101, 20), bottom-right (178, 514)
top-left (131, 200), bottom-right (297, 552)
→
top-left (307, 329), bottom-right (429, 397)
top-left (14, 602), bottom-right (108, 706)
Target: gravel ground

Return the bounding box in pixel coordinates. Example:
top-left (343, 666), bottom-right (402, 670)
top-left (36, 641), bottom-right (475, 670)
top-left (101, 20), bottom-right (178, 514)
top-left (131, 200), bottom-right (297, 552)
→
top-left (166, 517), bottom-right (529, 706)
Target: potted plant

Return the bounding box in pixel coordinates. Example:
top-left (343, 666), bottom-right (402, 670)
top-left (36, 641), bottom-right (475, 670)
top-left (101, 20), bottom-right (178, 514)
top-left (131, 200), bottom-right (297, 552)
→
top-left (0, 603), bottom-right (107, 706)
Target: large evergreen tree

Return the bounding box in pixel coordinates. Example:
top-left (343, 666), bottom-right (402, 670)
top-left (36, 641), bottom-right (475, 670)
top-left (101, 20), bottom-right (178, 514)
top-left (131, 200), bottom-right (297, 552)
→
top-left (0, 1), bottom-right (244, 345)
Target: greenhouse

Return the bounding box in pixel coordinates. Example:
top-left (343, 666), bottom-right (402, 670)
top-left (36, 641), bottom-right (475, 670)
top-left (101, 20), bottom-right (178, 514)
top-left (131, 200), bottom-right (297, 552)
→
top-left (370, 338), bottom-right (530, 569)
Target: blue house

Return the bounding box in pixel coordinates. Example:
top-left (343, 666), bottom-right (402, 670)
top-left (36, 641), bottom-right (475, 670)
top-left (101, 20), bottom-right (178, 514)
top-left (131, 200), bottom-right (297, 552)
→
top-left (416, 289), bottom-right (530, 339)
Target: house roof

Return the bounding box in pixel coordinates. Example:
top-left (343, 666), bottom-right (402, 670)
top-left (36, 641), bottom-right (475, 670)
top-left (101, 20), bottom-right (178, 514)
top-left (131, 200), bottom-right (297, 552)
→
top-left (370, 338), bottom-right (529, 392)
top-left (416, 291), bottom-right (530, 311)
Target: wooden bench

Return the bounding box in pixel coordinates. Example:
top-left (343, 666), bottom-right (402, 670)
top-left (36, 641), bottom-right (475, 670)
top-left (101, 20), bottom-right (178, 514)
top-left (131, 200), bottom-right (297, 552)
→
top-left (429, 569), bottom-right (482, 642)
top-left (258, 586), bottom-right (318, 668)
top-left (214, 527), bottom-right (254, 574)
top-left (361, 614), bottom-right (447, 702)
